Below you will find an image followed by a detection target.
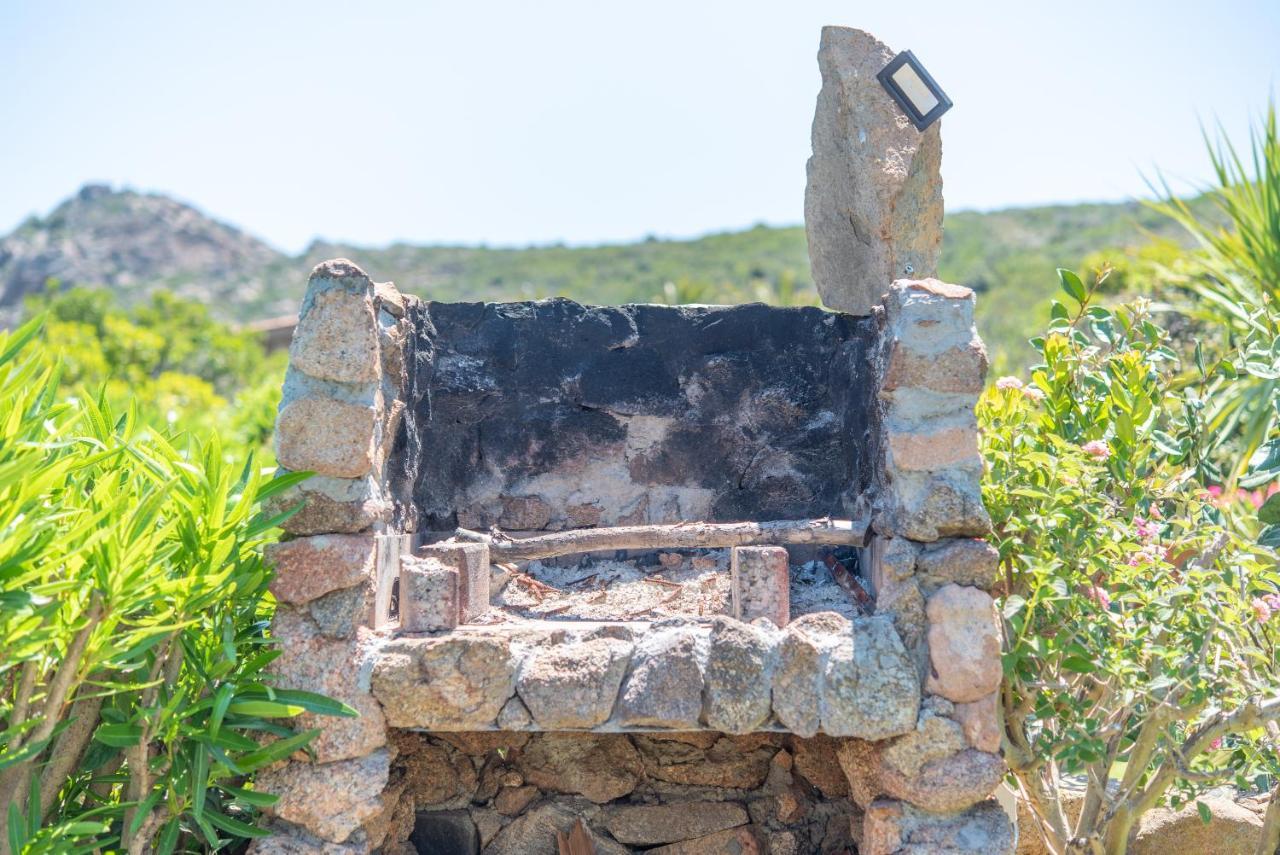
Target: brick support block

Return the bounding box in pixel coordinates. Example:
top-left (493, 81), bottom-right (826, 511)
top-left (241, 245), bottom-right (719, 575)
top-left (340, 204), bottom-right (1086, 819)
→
top-left (730, 546), bottom-right (790, 628)
top-left (418, 542), bottom-right (490, 622)
top-left (399, 556), bottom-right (459, 633)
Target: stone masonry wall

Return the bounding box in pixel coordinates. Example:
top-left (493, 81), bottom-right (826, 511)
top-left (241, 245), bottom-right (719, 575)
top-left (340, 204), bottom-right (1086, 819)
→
top-left (253, 264), bottom-right (1012, 855)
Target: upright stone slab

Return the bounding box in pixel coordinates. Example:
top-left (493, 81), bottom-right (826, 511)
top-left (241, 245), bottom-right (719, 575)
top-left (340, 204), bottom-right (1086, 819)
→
top-left (805, 26), bottom-right (943, 315)
top-left (730, 546), bottom-right (790, 628)
top-left (418, 542), bottom-right (490, 623)
top-left (400, 555), bottom-right (460, 633)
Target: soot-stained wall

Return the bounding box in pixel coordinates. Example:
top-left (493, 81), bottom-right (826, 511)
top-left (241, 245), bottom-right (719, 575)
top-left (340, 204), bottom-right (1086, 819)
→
top-left (403, 299), bottom-right (879, 532)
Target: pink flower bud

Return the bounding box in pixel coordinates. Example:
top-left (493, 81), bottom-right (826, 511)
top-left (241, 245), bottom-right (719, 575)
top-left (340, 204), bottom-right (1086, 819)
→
top-left (1082, 440), bottom-right (1111, 460)
top-left (995, 376), bottom-right (1024, 391)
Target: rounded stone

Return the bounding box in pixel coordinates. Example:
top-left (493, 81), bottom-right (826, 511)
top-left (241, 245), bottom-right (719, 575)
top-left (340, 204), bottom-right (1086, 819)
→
top-left (703, 617), bottom-right (777, 734)
top-left (258, 750), bottom-right (390, 844)
top-left (924, 584), bottom-right (1001, 703)
top-left (516, 637), bottom-right (632, 729)
top-left (615, 625), bottom-right (705, 729)
top-left (291, 288), bottom-right (379, 384)
top-left (371, 635), bottom-right (517, 729)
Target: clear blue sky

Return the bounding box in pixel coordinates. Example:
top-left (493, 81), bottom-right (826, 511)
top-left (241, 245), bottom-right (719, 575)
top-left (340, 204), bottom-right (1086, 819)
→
top-left (3, 0), bottom-right (1278, 253)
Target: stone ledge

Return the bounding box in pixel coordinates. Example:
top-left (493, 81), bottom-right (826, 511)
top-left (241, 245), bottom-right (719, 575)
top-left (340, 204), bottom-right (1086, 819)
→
top-left (368, 613), bottom-right (919, 739)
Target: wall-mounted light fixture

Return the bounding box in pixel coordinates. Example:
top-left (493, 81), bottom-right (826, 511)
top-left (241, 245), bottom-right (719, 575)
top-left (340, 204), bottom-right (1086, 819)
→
top-left (876, 50), bottom-right (952, 131)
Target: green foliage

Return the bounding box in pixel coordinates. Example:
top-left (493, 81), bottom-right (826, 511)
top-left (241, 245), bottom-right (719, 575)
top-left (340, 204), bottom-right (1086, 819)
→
top-left (0, 318), bottom-right (341, 852)
top-left (1150, 103), bottom-right (1280, 482)
top-left (984, 271), bottom-right (1280, 854)
top-left (27, 286), bottom-right (285, 458)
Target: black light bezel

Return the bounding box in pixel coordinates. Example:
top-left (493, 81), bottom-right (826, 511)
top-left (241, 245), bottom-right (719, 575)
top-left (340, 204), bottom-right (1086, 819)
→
top-left (876, 50), bottom-right (952, 132)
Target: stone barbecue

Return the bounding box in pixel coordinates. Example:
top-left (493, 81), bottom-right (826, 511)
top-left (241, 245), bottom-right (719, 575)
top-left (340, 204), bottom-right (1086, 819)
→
top-left (254, 25), bottom-right (1013, 855)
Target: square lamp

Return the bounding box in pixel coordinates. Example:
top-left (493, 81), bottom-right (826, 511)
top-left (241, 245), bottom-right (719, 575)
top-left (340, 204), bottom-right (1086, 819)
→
top-left (877, 50), bottom-right (952, 131)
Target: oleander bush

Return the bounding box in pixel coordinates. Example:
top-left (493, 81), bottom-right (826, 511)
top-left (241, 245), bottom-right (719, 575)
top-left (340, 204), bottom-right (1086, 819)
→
top-left (983, 270), bottom-right (1280, 854)
top-left (0, 317), bottom-right (350, 853)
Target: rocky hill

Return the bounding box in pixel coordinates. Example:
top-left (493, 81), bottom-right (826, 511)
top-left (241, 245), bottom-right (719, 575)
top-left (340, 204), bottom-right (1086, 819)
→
top-left (2, 184), bottom-right (1201, 365)
top-left (0, 185), bottom-right (291, 325)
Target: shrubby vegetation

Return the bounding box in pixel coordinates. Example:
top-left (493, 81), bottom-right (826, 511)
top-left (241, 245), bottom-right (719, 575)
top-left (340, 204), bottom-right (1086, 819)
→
top-left (0, 307), bottom-right (347, 852)
top-left (29, 286), bottom-right (285, 458)
top-left (985, 107), bottom-right (1280, 854)
top-left (984, 275), bottom-right (1279, 853)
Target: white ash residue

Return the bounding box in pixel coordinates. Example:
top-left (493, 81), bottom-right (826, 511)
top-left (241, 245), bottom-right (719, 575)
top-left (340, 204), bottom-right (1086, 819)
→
top-left (483, 551), bottom-right (861, 624)
top-left (494, 550), bottom-right (732, 621)
top-left (790, 560), bottom-right (861, 620)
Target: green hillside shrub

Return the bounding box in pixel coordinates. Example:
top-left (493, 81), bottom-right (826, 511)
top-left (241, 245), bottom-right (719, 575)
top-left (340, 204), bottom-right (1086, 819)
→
top-left (985, 271), bottom-right (1280, 854)
top-left (28, 286), bottom-right (285, 459)
top-left (0, 318), bottom-right (349, 853)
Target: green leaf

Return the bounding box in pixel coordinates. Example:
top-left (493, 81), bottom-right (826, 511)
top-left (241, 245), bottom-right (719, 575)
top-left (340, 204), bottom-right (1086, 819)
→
top-left (1062, 655), bottom-right (1098, 674)
top-left (1258, 525), bottom-right (1280, 550)
top-left (1196, 800), bottom-right (1212, 825)
top-left (1259, 493), bottom-right (1280, 525)
top-left (204, 807), bottom-right (270, 838)
top-left (226, 700), bottom-right (306, 718)
top-left (1058, 268), bottom-right (1087, 304)
top-left (236, 729), bottom-right (320, 769)
top-left (267, 689), bottom-right (359, 718)
top-left (93, 723), bottom-right (144, 748)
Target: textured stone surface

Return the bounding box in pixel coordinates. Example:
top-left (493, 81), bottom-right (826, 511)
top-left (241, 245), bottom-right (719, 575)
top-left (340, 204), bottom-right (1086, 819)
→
top-left (925, 584), bottom-right (1002, 703)
top-left (269, 607), bottom-right (385, 763)
top-left (954, 691), bottom-right (1002, 753)
top-left (886, 424), bottom-right (981, 472)
top-left (730, 546), bottom-right (790, 627)
top-left (789, 735), bottom-right (850, 798)
top-left (276, 396), bottom-right (378, 479)
top-left (398, 555), bottom-right (458, 633)
top-left (805, 27), bottom-right (943, 315)
top-left (258, 750), bottom-right (389, 843)
top-left (266, 473), bottom-right (389, 536)
top-left (882, 340), bottom-right (987, 395)
top-left (772, 612), bottom-right (838, 737)
top-left (249, 830), bottom-right (370, 854)
top-left (646, 826), bottom-right (765, 855)
top-left (497, 695), bottom-right (533, 730)
top-left (516, 734), bottom-right (642, 803)
top-left (517, 636), bottom-right (632, 729)
top-left (1131, 797), bottom-right (1264, 855)
top-left (879, 712), bottom-right (966, 780)
top-left (917, 537), bottom-right (1001, 593)
top-left (493, 785), bottom-right (539, 816)
top-left (883, 470), bottom-right (992, 541)
top-left (615, 624), bottom-right (705, 728)
top-left (371, 635), bottom-right (516, 728)
top-left (265, 534), bottom-right (376, 605)
top-left (822, 615), bottom-right (919, 739)
top-left (290, 287), bottom-right (379, 385)
top-left (306, 580), bottom-right (373, 639)
top-left (703, 617), bottom-right (777, 734)
top-left (603, 802), bottom-right (749, 846)
top-left (418, 542), bottom-right (490, 622)
top-left (876, 279), bottom-right (991, 542)
top-left (883, 748), bottom-right (1006, 813)
top-left (838, 734), bottom-right (1004, 814)
top-left (638, 733), bottom-right (778, 789)
top-left (408, 299), bottom-right (877, 530)
top-left (863, 798), bottom-right (1013, 855)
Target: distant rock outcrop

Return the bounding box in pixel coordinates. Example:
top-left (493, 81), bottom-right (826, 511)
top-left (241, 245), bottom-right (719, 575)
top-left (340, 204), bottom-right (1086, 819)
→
top-left (0, 184), bottom-right (287, 325)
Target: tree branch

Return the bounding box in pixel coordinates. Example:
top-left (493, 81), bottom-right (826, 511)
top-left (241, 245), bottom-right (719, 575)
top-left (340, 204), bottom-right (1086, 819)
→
top-left (451, 517), bottom-right (869, 561)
